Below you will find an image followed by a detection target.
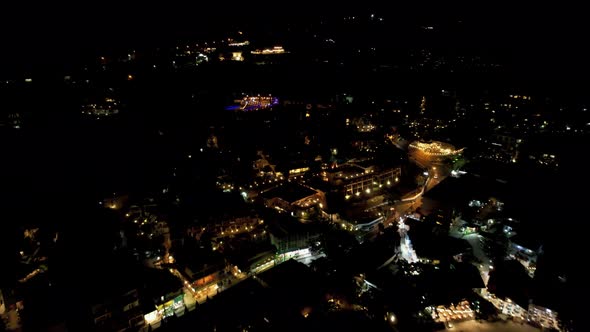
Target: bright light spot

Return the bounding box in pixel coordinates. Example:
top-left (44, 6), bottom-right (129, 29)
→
top-left (389, 313), bottom-right (396, 323)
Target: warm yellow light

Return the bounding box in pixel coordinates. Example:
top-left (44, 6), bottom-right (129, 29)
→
top-left (144, 311), bottom-right (159, 324)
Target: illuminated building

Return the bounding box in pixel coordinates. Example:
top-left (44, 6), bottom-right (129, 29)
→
top-left (350, 117), bottom-right (376, 132)
top-left (323, 163), bottom-right (400, 198)
top-left (528, 304), bottom-right (560, 330)
top-left (476, 134), bottom-right (522, 164)
top-left (226, 95), bottom-right (279, 111)
top-left (231, 51), bottom-right (244, 61)
top-left (239, 95), bottom-right (277, 110)
top-left (251, 46), bottom-right (287, 55)
top-left (408, 141), bottom-right (464, 167)
top-left (261, 182), bottom-right (326, 219)
top-left (143, 294), bottom-right (185, 329)
top-left (228, 40), bottom-right (250, 47)
top-left (209, 216), bottom-right (262, 239)
top-left (288, 166), bottom-right (310, 178)
top-left (81, 97), bottom-right (120, 118)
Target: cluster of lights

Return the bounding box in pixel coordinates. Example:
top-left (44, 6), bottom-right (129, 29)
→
top-left (219, 224), bottom-right (257, 236)
top-left (236, 95), bottom-right (279, 111)
top-left (81, 99), bottom-right (119, 117)
top-left (356, 124), bottom-right (376, 132)
top-left (343, 169), bottom-right (375, 180)
top-left (528, 305), bottom-right (560, 329)
top-left (228, 40), bottom-right (250, 47)
top-left (433, 301), bottom-right (474, 323)
top-left (344, 177), bottom-right (398, 200)
top-left (409, 141), bottom-right (463, 156)
top-left (219, 183), bottom-right (235, 191)
top-left (289, 167), bottom-right (309, 175)
top-left (251, 46), bottom-right (286, 55)
top-left (297, 197), bottom-right (321, 208)
top-left (251, 176), bottom-right (285, 188)
top-left (509, 94), bottom-right (531, 100)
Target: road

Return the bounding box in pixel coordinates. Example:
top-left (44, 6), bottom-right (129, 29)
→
top-left (449, 230), bottom-right (492, 286)
top-left (398, 218), bottom-right (418, 263)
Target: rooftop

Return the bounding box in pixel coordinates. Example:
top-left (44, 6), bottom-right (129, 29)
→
top-left (267, 216), bottom-right (324, 239)
top-left (261, 182), bottom-right (317, 204)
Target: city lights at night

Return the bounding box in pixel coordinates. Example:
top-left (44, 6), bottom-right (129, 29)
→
top-left (0, 3), bottom-right (587, 332)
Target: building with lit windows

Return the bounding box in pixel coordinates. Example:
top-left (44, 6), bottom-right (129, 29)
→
top-left (225, 95), bottom-right (279, 111)
top-left (527, 304), bottom-right (560, 330)
top-left (322, 163), bottom-right (400, 199)
top-left (250, 46), bottom-right (287, 55)
top-left (81, 97), bottom-right (120, 118)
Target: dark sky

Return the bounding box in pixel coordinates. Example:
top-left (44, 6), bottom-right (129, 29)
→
top-left (1, 1), bottom-right (589, 77)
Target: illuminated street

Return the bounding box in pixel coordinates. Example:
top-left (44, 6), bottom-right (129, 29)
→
top-left (436, 320), bottom-right (541, 332)
top-left (398, 218), bottom-right (419, 263)
top-left (450, 231), bottom-right (492, 286)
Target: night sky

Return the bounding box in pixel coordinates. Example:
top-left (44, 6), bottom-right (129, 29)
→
top-left (1, 1), bottom-right (589, 78)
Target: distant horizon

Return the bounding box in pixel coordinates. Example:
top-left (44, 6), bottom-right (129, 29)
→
top-left (1, 3), bottom-right (589, 79)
